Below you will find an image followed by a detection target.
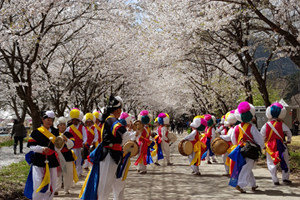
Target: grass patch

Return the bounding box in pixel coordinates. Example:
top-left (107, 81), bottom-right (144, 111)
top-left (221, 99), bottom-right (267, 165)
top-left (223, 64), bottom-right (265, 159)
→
top-left (0, 136), bottom-right (29, 148)
top-left (0, 160), bottom-right (30, 199)
top-left (0, 139), bottom-right (14, 147)
top-left (289, 151), bottom-right (300, 173)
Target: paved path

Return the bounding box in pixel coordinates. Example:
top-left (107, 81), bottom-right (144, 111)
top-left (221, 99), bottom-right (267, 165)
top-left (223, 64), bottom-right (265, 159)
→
top-left (51, 134), bottom-right (299, 199)
top-left (0, 145), bottom-right (28, 170)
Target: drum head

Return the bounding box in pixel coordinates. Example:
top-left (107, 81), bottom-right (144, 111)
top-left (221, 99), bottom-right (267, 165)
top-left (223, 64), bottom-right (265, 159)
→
top-left (212, 138), bottom-right (229, 155)
top-left (54, 136), bottom-right (64, 149)
top-left (184, 141), bottom-right (193, 155)
top-left (123, 141), bottom-right (139, 157)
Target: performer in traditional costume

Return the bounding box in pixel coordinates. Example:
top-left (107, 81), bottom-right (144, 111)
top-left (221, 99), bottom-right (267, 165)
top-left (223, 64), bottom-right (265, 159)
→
top-left (66, 108), bottom-right (86, 176)
top-left (201, 114), bottom-right (217, 164)
top-left (55, 117), bottom-right (78, 195)
top-left (153, 113), bottom-right (173, 166)
top-left (183, 116), bottom-right (207, 175)
top-left (82, 113), bottom-right (98, 169)
top-left (79, 96), bottom-right (136, 200)
top-left (134, 110), bottom-right (154, 174)
top-left (219, 110), bottom-right (237, 176)
top-left (260, 102), bottom-right (292, 185)
top-left (25, 111), bottom-right (62, 200)
top-left (93, 110), bottom-right (103, 144)
top-left (229, 102), bottom-right (264, 193)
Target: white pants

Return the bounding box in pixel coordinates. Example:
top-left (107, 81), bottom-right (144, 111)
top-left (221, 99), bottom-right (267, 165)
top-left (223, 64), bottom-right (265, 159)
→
top-left (73, 148), bottom-right (82, 176)
top-left (55, 162), bottom-right (73, 192)
top-left (83, 159), bottom-right (92, 168)
top-left (161, 141), bottom-right (170, 163)
top-left (237, 158), bottom-right (256, 189)
top-left (32, 166), bottom-right (57, 200)
top-left (266, 149), bottom-right (290, 183)
top-left (206, 149), bottom-right (216, 162)
top-left (188, 152), bottom-right (199, 173)
top-left (97, 154), bottom-right (125, 200)
top-left (136, 142), bottom-right (147, 172)
top-left (222, 152), bottom-right (229, 174)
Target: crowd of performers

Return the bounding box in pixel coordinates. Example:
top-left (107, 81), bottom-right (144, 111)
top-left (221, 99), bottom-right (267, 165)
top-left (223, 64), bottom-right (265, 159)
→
top-left (23, 96), bottom-right (293, 200)
top-left (182, 101), bottom-right (292, 193)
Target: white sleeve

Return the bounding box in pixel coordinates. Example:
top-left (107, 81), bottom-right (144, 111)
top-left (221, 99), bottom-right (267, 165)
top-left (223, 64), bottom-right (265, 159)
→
top-left (251, 126), bottom-right (265, 150)
top-left (161, 127), bottom-right (168, 141)
top-left (211, 128), bottom-right (216, 141)
top-left (216, 125), bottom-right (224, 133)
top-left (183, 130), bottom-right (196, 141)
top-left (30, 145), bottom-right (44, 153)
top-left (82, 127), bottom-right (87, 144)
top-left (220, 128), bottom-right (232, 141)
top-left (220, 129), bottom-right (225, 135)
top-left (282, 123), bottom-right (292, 142)
top-left (121, 130), bottom-right (137, 146)
top-left (66, 139), bottom-right (74, 149)
top-left (260, 123), bottom-right (267, 141)
top-left (231, 127), bottom-right (238, 145)
top-left (93, 129), bottom-right (98, 143)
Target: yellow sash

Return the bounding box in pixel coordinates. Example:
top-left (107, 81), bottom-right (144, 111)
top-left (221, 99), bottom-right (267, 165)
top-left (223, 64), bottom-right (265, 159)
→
top-left (70, 124), bottom-right (83, 140)
top-left (87, 127), bottom-right (99, 147)
top-left (37, 126), bottom-right (56, 144)
top-left (100, 115), bottom-right (114, 142)
top-left (238, 123), bottom-right (250, 143)
top-left (87, 127), bottom-right (95, 136)
top-left (190, 141), bottom-right (206, 166)
top-left (94, 124), bottom-right (102, 133)
top-left (71, 150), bottom-right (78, 183)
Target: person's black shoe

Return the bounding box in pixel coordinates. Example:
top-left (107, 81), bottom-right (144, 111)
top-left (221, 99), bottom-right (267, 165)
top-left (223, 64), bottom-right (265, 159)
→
top-left (274, 182), bottom-right (280, 185)
top-left (14, 150), bottom-right (16, 155)
top-left (283, 180), bottom-right (292, 185)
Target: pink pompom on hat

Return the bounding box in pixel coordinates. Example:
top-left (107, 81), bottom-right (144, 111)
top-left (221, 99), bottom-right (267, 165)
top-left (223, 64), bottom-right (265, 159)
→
top-left (140, 110), bottom-right (149, 116)
top-left (120, 112), bottom-right (132, 125)
top-left (237, 102), bottom-right (251, 114)
top-left (235, 101), bottom-right (255, 123)
top-left (204, 114), bottom-right (212, 121)
top-left (157, 112), bottom-right (169, 125)
top-left (138, 110), bottom-right (152, 124)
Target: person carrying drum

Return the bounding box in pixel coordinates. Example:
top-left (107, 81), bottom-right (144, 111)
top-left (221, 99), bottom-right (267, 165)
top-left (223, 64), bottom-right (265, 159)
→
top-left (219, 110), bottom-right (237, 177)
top-left (260, 102), bottom-right (292, 185)
top-left (134, 110), bottom-right (154, 174)
top-left (79, 96), bottom-right (136, 200)
top-left (201, 114), bottom-right (217, 164)
top-left (66, 108), bottom-right (87, 176)
top-left (154, 113), bottom-right (173, 166)
top-left (93, 110), bottom-right (103, 144)
top-left (55, 116), bottom-right (78, 195)
top-left (229, 102), bottom-right (264, 193)
top-left (182, 116), bottom-right (207, 175)
top-left (82, 113), bottom-right (98, 170)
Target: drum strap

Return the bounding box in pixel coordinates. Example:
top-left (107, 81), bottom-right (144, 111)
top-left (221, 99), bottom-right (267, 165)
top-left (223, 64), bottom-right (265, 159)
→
top-left (238, 124), bottom-right (254, 143)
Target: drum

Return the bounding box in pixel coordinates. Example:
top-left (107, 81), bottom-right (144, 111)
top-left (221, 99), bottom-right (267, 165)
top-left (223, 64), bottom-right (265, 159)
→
top-left (168, 132), bottom-right (177, 143)
top-left (123, 141), bottom-right (139, 157)
top-left (178, 140), bottom-right (193, 156)
top-left (211, 138), bottom-right (229, 155)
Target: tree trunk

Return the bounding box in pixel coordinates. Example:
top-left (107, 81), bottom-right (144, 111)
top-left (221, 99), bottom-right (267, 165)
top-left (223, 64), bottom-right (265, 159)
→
top-left (245, 80), bottom-right (253, 104)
